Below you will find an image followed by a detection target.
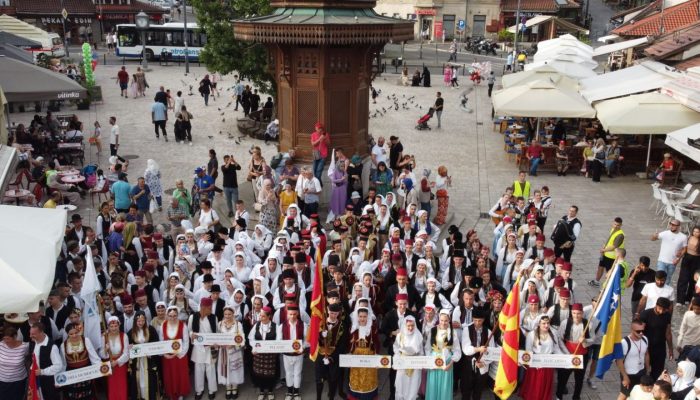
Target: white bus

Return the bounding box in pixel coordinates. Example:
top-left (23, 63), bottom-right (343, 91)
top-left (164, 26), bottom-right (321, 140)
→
top-left (115, 22), bottom-right (205, 61)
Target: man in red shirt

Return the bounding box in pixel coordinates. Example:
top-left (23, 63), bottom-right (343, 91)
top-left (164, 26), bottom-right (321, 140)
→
top-left (527, 141), bottom-right (544, 176)
top-left (116, 66), bottom-right (129, 98)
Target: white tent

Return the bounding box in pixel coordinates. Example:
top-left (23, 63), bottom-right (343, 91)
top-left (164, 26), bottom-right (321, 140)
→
top-left (0, 205), bottom-right (66, 313)
top-left (536, 33), bottom-right (593, 54)
top-left (580, 61), bottom-right (681, 103)
top-left (592, 37), bottom-right (649, 56)
top-left (665, 123), bottom-right (700, 164)
top-left (525, 60), bottom-right (598, 79)
top-left (661, 70), bottom-right (700, 113)
top-left (502, 65), bottom-right (579, 89)
top-left (492, 78), bottom-right (595, 118)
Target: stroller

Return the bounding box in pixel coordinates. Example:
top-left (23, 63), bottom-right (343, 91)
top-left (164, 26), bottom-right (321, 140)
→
top-left (415, 107), bottom-right (435, 130)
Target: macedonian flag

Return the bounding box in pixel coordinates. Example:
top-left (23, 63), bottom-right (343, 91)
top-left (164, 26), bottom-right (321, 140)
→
top-left (494, 275), bottom-right (522, 399)
top-left (307, 246), bottom-right (326, 361)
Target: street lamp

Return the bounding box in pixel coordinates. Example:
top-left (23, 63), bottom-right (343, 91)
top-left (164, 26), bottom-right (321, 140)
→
top-left (183, 0), bottom-right (189, 74)
top-left (135, 11), bottom-right (150, 71)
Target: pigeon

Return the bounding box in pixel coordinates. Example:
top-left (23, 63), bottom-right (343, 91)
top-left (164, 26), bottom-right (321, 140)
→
top-left (387, 96), bottom-right (390, 100)
top-left (222, 118), bottom-right (225, 122)
top-left (219, 130), bottom-right (223, 135)
top-left (235, 138), bottom-right (241, 145)
top-left (382, 107), bottom-right (386, 113)
top-left (208, 136), bottom-right (213, 139)
top-left (226, 102), bottom-right (232, 107)
top-left (218, 107), bottom-right (221, 111)
top-left (220, 112), bottom-right (225, 116)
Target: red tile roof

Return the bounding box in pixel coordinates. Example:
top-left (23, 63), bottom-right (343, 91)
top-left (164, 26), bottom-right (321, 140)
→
top-left (675, 54), bottom-right (700, 70)
top-left (13, 0), bottom-right (96, 15)
top-left (501, 0), bottom-right (558, 13)
top-left (644, 21), bottom-right (700, 58)
top-left (612, 0), bottom-right (700, 37)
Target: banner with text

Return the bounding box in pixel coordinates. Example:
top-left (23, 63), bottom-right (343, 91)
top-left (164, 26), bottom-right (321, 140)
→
top-left (251, 340), bottom-right (303, 354)
top-left (339, 354), bottom-right (392, 368)
top-left (194, 333), bottom-right (245, 347)
top-left (393, 355), bottom-right (444, 370)
top-left (482, 348), bottom-right (583, 369)
top-left (55, 362), bottom-right (112, 387)
top-left (130, 340), bottom-right (182, 358)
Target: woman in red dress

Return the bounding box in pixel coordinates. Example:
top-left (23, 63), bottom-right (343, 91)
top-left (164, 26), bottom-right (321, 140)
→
top-left (519, 315), bottom-right (561, 400)
top-left (161, 305), bottom-right (191, 399)
top-left (100, 316), bottom-right (129, 400)
top-left (60, 323), bottom-right (101, 400)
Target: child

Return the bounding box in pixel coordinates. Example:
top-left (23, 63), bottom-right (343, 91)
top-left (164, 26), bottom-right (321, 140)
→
top-left (92, 121), bottom-right (102, 154)
top-left (628, 375), bottom-right (654, 400)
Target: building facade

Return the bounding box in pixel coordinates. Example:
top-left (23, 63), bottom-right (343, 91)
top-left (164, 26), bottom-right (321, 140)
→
top-left (374, 0), bottom-right (501, 40)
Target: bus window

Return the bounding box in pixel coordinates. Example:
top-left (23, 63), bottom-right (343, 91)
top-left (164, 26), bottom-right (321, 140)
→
top-left (199, 32), bottom-right (207, 45)
top-left (146, 31), bottom-right (166, 46)
top-left (171, 31), bottom-right (184, 46)
top-left (118, 31), bottom-right (139, 47)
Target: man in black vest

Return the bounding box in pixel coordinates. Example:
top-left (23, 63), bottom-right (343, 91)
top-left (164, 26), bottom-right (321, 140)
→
top-left (45, 289), bottom-right (70, 343)
top-left (551, 205), bottom-right (582, 262)
top-left (277, 304), bottom-right (307, 400)
top-left (29, 322), bottom-right (64, 400)
top-left (383, 268), bottom-right (421, 313)
top-left (381, 293), bottom-right (421, 400)
top-left (315, 302), bottom-right (348, 400)
top-left (211, 284), bottom-right (226, 321)
top-left (460, 307), bottom-right (494, 400)
top-left (189, 297), bottom-right (218, 400)
top-left (547, 287), bottom-right (572, 330)
top-left (556, 303), bottom-right (592, 400)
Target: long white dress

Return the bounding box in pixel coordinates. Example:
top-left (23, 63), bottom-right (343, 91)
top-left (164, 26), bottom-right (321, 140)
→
top-left (393, 329), bottom-right (424, 400)
top-left (217, 320), bottom-right (246, 386)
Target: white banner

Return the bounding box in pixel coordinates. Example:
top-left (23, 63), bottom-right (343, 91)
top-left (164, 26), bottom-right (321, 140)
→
top-left (251, 340), bottom-right (303, 354)
top-left (339, 354), bottom-right (392, 368)
top-left (479, 348), bottom-right (583, 369)
top-left (130, 339), bottom-right (183, 358)
top-left (55, 362), bottom-right (112, 386)
top-left (392, 355), bottom-right (444, 370)
top-left (193, 333), bottom-right (245, 346)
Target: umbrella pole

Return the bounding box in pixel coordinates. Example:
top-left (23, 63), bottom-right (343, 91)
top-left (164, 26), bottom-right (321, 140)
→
top-left (646, 135), bottom-right (652, 168)
top-left (535, 117), bottom-right (541, 142)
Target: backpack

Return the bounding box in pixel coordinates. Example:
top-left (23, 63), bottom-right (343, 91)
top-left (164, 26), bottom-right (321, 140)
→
top-left (622, 336), bottom-right (648, 363)
top-left (270, 153), bottom-right (284, 170)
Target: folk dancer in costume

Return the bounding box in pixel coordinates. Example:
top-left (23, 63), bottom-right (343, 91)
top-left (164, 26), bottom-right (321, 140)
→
top-left (460, 307), bottom-right (494, 400)
top-left (248, 306), bottom-right (279, 400)
top-left (276, 304), bottom-right (308, 399)
top-left (519, 315), bottom-right (561, 400)
top-left (29, 322), bottom-right (64, 400)
top-left (424, 309), bottom-right (461, 400)
top-left (127, 311), bottom-right (162, 400)
top-left (100, 317), bottom-right (129, 400)
top-left (418, 304), bottom-right (439, 397)
top-left (161, 305), bottom-right (192, 399)
top-left (347, 307), bottom-right (381, 399)
top-left (315, 302), bottom-right (348, 400)
top-left (393, 315), bottom-right (424, 400)
top-left (555, 303), bottom-right (592, 400)
top-left (60, 322), bottom-right (101, 400)
top-left (381, 292), bottom-right (421, 399)
top-left (189, 297), bottom-right (219, 400)
top-left (520, 294), bottom-right (543, 335)
top-left (217, 305), bottom-right (246, 399)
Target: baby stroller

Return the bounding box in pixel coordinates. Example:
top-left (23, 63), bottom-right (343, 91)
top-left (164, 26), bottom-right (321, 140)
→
top-left (415, 107), bottom-right (435, 130)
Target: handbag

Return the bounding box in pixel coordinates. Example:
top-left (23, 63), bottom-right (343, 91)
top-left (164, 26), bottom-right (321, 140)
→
top-left (88, 136), bottom-right (97, 145)
top-left (254, 202), bottom-right (263, 212)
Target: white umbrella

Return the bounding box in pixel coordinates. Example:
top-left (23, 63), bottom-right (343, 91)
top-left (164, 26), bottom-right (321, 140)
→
top-left (665, 123), bottom-right (700, 164)
top-left (493, 78), bottom-right (595, 118)
top-left (502, 66), bottom-right (579, 90)
top-left (595, 92), bottom-right (700, 166)
top-left (536, 33), bottom-right (593, 54)
top-left (525, 60), bottom-right (598, 79)
top-left (532, 53), bottom-right (598, 69)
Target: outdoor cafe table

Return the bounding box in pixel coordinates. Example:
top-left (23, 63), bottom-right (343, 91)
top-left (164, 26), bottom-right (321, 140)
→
top-left (4, 189), bottom-right (31, 205)
top-left (57, 169), bottom-right (80, 177)
top-left (61, 175), bottom-right (85, 184)
top-left (659, 186), bottom-right (687, 200)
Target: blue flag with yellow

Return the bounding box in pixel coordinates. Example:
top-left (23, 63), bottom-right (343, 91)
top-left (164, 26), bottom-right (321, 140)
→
top-left (594, 262), bottom-right (625, 379)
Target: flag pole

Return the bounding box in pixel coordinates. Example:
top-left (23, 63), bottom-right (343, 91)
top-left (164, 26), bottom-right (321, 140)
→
top-left (572, 256), bottom-right (620, 355)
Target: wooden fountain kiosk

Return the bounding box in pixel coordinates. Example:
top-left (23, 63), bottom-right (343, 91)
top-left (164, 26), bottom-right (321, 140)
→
top-left (233, 0), bottom-right (414, 160)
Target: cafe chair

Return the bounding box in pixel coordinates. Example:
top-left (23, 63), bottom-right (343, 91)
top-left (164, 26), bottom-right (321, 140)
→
top-left (658, 192), bottom-right (671, 219)
top-left (678, 188), bottom-right (699, 208)
top-left (679, 183), bottom-right (693, 198)
top-left (674, 206), bottom-right (693, 235)
top-left (650, 183), bottom-right (662, 213)
top-left (663, 202), bottom-right (676, 227)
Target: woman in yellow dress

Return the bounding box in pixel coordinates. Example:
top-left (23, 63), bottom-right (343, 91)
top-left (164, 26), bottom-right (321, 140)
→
top-left (347, 307), bottom-right (381, 400)
top-left (278, 181), bottom-right (298, 227)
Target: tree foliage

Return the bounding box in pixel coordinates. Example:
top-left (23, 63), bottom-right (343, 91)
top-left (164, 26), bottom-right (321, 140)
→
top-left (191, 0), bottom-right (275, 94)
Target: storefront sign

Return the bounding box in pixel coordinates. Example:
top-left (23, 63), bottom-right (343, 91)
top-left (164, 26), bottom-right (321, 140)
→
top-left (339, 354), bottom-right (392, 368)
top-left (250, 340), bottom-right (303, 354)
top-left (415, 9), bottom-right (436, 15)
top-left (130, 339), bottom-right (182, 358)
top-left (392, 355), bottom-right (444, 370)
top-left (434, 21), bottom-right (444, 39)
top-left (41, 17), bottom-right (93, 24)
top-left (54, 362), bottom-right (112, 386)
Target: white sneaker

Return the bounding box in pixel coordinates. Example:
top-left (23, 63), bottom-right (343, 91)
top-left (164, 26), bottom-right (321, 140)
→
top-left (189, 142), bottom-right (193, 146)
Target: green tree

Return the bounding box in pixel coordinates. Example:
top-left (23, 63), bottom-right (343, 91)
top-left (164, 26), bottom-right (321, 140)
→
top-left (191, 0), bottom-right (275, 94)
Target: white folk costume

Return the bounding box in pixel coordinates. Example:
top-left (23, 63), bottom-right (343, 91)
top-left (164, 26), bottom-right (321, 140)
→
top-left (392, 316), bottom-right (424, 400)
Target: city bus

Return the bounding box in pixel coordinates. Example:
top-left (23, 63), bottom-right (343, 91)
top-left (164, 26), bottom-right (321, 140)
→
top-left (115, 22), bottom-right (206, 61)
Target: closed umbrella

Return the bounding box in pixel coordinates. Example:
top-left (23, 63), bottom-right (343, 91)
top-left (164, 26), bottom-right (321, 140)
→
top-left (595, 92), bottom-right (700, 167)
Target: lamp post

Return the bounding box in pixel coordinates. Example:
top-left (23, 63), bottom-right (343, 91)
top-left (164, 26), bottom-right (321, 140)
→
top-left (135, 11), bottom-right (150, 71)
top-left (60, 0), bottom-right (69, 57)
top-left (183, 0), bottom-right (189, 74)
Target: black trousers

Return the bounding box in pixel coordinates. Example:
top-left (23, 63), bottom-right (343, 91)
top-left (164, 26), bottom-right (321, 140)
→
top-left (649, 347), bottom-right (666, 380)
top-left (0, 379), bottom-right (26, 400)
top-left (153, 120), bottom-right (167, 137)
top-left (488, 83), bottom-right (494, 97)
top-left (677, 254), bottom-right (700, 304)
top-left (460, 359), bottom-right (487, 400)
top-left (555, 244), bottom-right (575, 262)
top-left (591, 160), bottom-right (603, 182)
top-left (556, 356), bottom-right (588, 400)
top-left (314, 356), bottom-right (340, 400)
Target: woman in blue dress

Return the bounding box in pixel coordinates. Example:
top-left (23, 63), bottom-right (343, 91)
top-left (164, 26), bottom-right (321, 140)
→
top-left (424, 309), bottom-right (462, 399)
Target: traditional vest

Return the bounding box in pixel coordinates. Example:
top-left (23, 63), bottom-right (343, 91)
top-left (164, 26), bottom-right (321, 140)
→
top-left (191, 312), bottom-right (217, 333)
top-left (563, 317), bottom-right (589, 355)
top-left (281, 320), bottom-right (304, 356)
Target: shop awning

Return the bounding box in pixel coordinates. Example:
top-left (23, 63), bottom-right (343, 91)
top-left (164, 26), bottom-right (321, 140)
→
top-left (507, 15), bottom-right (553, 33)
top-left (592, 37), bottom-right (650, 56)
top-left (597, 34), bottom-right (620, 43)
top-left (0, 55), bottom-right (87, 102)
top-left (665, 123), bottom-right (700, 164)
top-left (661, 68), bottom-right (700, 112)
top-left (579, 60), bottom-right (680, 103)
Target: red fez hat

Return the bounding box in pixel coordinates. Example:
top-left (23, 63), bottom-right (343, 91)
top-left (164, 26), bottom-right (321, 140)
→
top-left (402, 216), bottom-right (412, 223)
top-left (561, 262), bottom-right (572, 272)
top-left (134, 270), bottom-right (146, 278)
top-left (528, 294), bottom-right (540, 304)
top-left (391, 237), bottom-right (400, 244)
top-left (262, 306), bottom-right (273, 314)
top-left (571, 303), bottom-right (583, 312)
top-left (559, 288), bottom-right (571, 298)
top-left (143, 263), bottom-right (155, 272)
top-left (503, 216), bottom-right (512, 223)
top-left (528, 220), bottom-right (536, 226)
top-left (284, 292), bottom-right (296, 300)
top-left (121, 294), bottom-right (133, 306)
top-left (553, 276), bottom-right (565, 287)
top-left (395, 293), bottom-right (409, 301)
top-left (543, 248), bottom-right (554, 257)
top-left (391, 253), bottom-right (403, 262)
top-left (200, 297), bottom-right (213, 307)
top-left (153, 233), bottom-right (163, 240)
top-left (396, 268), bottom-right (408, 277)
top-left (134, 289), bottom-right (147, 298)
top-left (404, 239), bottom-right (413, 246)
top-left (555, 257), bottom-right (566, 265)
top-left (536, 234), bottom-right (545, 242)
top-left (287, 303), bottom-right (299, 311)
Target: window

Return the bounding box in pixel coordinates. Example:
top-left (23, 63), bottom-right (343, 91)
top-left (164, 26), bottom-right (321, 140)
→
top-left (117, 26), bottom-right (139, 46)
top-left (443, 14), bottom-right (456, 40)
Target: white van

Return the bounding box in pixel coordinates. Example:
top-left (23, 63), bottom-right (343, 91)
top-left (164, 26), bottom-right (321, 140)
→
top-left (0, 14), bottom-right (66, 59)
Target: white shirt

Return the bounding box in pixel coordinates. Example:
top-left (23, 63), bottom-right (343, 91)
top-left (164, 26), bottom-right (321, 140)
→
top-left (33, 336), bottom-right (64, 376)
top-left (620, 335), bottom-right (648, 374)
top-left (174, 96), bottom-right (185, 113)
top-left (656, 230), bottom-right (687, 264)
top-left (199, 209), bottom-right (219, 229)
top-left (640, 283), bottom-right (675, 310)
top-left (110, 124), bottom-right (119, 145)
top-left (371, 144), bottom-right (387, 165)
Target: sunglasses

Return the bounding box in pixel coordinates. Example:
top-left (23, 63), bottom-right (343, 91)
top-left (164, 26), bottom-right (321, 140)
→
top-left (634, 329), bottom-right (644, 334)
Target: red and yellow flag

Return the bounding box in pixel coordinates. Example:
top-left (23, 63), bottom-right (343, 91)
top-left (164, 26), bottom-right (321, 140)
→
top-left (494, 275), bottom-right (522, 400)
top-left (307, 247), bottom-right (326, 361)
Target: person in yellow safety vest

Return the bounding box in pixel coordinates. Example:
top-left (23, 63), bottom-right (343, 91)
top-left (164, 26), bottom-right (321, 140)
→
top-left (512, 171), bottom-right (531, 200)
top-left (589, 217), bottom-right (625, 287)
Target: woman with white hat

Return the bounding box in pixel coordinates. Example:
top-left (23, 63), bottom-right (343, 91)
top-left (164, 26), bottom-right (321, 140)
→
top-left (393, 315), bottom-right (424, 400)
top-left (160, 305), bottom-right (191, 399)
top-left (218, 305), bottom-right (246, 399)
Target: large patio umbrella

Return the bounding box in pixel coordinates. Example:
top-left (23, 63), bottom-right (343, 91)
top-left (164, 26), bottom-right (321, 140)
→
top-left (493, 78), bottom-right (595, 118)
top-left (536, 33), bottom-right (593, 54)
top-left (501, 65), bottom-right (579, 89)
top-left (664, 123), bottom-right (700, 164)
top-left (525, 60), bottom-right (597, 79)
top-left (0, 56), bottom-right (87, 102)
top-left (532, 53), bottom-right (598, 69)
top-left (595, 92), bottom-right (700, 167)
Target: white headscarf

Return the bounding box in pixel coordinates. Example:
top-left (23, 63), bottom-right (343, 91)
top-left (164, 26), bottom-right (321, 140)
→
top-left (351, 307), bottom-right (373, 339)
top-left (146, 159), bottom-right (159, 174)
top-left (674, 361), bottom-right (697, 392)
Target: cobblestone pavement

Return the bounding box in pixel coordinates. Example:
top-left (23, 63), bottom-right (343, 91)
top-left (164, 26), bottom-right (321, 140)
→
top-left (14, 62), bottom-right (682, 399)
